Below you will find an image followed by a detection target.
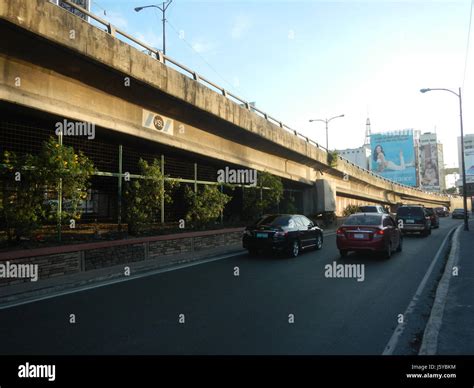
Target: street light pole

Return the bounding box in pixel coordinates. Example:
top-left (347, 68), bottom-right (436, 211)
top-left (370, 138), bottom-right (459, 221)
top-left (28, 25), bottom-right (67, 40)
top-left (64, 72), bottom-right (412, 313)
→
top-left (420, 87), bottom-right (469, 231)
top-left (135, 1), bottom-right (173, 56)
top-left (325, 120), bottom-right (329, 151)
top-left (309, 114), bottom-right (345, 151)
top-left (458, 87), bottom-right (469, 232)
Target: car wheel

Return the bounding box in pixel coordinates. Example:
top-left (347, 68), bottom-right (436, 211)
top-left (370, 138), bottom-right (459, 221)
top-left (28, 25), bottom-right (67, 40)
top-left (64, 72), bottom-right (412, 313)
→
top-left (288, 240), bottom-right (300, 258)
top-left (315, 233), bottom-right (323, 250)
top-left (339, 249), bottom-right (348, 258)
top-left (396, 236), bottom-right (403, 252)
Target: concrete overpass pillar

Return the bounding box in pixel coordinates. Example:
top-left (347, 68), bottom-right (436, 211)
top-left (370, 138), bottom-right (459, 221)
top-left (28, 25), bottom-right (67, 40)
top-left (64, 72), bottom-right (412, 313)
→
top-left (302, 179), bottom-right (336, 216)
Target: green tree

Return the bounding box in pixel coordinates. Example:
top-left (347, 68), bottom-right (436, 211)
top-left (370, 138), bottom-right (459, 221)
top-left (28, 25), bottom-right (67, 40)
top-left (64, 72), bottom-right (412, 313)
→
top-left (327, 150), bottom-right (339, 167)
top-left (242, 171), bottom-right (283, 219)
top-left (443, 187), bottom-right (457, 195)
top-left (185, 185), bottom-right (231, 228)
top-left (342, 204), bottom-right (361, 217)
top-left (40, 137), bottom-right (95, 222)
top-left (124, 158), bottom-right (178, 235)
top-left (0, 138), bottom-right (95, 243)
top-left (280, 192), bottom-right (298, 214)
top-left (0, 151), bottom-right (44, 242)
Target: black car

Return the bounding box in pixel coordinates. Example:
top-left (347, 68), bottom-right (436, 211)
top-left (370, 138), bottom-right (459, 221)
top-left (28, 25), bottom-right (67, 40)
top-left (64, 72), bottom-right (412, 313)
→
top-left (435, 206), bottom-right (449, 217)
top-left (425, 207), bottom-right (440, 228)
top-left (452, 208), bottom-right (470, 219)
top-left (242, 214), bottom-right (323, 257)
top-left (396, 205), bottom-right (431, 236)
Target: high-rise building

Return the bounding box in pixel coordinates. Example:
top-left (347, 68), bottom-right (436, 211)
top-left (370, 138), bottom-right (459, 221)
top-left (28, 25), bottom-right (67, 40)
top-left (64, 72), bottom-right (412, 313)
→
top-left (337, 118), bottom-right (371, 170)
top-left (419, 132), bottom-right (445, 191)
top-left (339, 146), bottom-right (371, 170)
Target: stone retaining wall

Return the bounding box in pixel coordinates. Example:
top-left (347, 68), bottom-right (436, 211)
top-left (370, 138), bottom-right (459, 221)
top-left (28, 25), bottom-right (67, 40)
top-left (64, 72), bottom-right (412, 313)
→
top-left (0, 229), bottom-right (243, 288)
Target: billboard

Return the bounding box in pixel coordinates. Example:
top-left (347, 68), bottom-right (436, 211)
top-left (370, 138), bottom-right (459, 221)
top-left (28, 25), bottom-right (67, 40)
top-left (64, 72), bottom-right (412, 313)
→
top-left (419, 143), bottom-right (440, 190)
top-left (458, 135), bottom-right (474, 184)
top-left (463, 149), bottom-right (474, 185)
top-left (50, 0), bottom-right (90, 21)
top-left (370, 130), bottom-right (417, 186)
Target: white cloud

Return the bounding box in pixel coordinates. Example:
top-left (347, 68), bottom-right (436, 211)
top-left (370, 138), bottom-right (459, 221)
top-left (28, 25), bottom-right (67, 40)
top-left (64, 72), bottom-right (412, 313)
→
top-left (231, 14), bottom-right (252, 39)
top-left (104, 11), bottom-right (128, 30)
top-left (134, 30), bottom-right (162, 51)
top-left (192, 39), bottom-right (215, 54)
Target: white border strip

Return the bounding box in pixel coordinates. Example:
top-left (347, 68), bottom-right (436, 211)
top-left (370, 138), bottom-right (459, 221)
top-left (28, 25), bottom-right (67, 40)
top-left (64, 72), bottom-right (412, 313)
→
top-left (418, 224), bottom-right (463, 355)
top-left (382, 225), bottom-right (458, 355)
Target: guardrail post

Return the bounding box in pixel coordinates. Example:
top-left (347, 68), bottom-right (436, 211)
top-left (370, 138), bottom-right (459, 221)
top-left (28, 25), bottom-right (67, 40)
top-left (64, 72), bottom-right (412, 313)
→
top-left (107, 24), bottom-right (116, 36)
top-left (157, 51), bottom-right (164, 63)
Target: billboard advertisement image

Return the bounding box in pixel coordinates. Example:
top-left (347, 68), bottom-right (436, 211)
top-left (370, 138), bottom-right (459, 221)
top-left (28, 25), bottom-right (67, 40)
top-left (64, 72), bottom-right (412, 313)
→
top-left (464, 148), bottom-right (474, 184)
top-left (419, 143), bottom-right (440, 190)
top-left (370, 130), bottom-right (417, 186)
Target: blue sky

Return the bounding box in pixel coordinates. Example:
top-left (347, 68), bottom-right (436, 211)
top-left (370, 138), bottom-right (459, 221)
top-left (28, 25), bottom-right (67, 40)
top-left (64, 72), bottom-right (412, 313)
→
top-left (90, 0), bottom-right (473, 168)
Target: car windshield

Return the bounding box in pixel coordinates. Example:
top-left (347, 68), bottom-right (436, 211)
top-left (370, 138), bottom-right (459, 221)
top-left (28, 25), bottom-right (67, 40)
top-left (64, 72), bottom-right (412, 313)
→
top-left (397, 207), bottom-right (423, 216)
top-left (425, 208), bottom-right (434, 215)
top-left (344, 214), bottom-right (382, 226)
top-left (256, 215), bottom-right (291, 227)
top-left (454, 209), bottom-right (464, 213)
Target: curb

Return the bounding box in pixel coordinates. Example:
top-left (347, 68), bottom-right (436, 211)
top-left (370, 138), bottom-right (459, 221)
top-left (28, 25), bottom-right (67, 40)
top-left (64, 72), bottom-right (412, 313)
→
top-left (418, 224), bottom-right (463, 355)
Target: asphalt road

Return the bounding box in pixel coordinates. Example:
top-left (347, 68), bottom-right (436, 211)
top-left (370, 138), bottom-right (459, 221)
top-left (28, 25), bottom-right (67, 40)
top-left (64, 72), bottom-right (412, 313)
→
top-left (0, 218), bottom-right (463, 355)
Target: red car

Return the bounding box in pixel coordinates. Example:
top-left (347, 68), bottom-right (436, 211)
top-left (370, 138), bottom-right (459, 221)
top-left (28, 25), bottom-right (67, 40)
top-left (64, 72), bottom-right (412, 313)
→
top-left (336, 213), bottom-right (402, 258)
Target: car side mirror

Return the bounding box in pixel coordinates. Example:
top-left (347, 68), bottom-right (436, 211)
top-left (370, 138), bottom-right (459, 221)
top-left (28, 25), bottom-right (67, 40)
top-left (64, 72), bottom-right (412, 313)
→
top-left (308, 222), bottom-right (314, 229)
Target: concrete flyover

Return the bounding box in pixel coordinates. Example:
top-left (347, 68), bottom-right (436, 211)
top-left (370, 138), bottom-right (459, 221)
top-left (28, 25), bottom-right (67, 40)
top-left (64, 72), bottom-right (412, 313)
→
top-left (0, 0), bottom-right (466, 214)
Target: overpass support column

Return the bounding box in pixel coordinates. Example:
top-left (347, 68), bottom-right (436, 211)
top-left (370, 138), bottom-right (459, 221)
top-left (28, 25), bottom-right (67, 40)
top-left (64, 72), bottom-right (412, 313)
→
top-left (302, 179), bottom-right (337, 216)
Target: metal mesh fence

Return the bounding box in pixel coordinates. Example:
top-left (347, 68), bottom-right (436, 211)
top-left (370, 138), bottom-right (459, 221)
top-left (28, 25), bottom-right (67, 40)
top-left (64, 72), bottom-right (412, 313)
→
top-left (0, 115), bottom-right (304, 242)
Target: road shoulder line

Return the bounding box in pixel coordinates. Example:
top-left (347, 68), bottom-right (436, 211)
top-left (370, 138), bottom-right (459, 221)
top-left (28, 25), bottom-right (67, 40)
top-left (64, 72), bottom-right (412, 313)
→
top-left (382, 225), bottom-right (457, 355)
top-left (418, 224), bottom-right (462, 355)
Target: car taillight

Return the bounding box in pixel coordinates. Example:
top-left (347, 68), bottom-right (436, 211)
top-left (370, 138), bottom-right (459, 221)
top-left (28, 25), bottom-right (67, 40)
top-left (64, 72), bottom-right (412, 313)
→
top-left (375, 229), bottom-right (385, 236)
top-left (274, 231), bottom-right (287, 238)
top-left (336, 228), bottom-right (345, 236)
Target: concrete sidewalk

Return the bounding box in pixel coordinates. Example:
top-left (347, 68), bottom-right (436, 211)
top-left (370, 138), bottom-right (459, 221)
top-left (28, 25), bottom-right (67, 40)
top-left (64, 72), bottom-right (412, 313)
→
top-left (420, 220), bottom-right (474, 354)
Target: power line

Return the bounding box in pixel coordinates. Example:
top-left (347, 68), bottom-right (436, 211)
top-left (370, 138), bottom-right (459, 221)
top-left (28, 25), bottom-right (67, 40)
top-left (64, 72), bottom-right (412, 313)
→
top-left (91, 0), bottom-right (107, 15)
top-left (164, 18), bottom-right (251, 101)
top-left (462, 0), bottom-right (473, 90)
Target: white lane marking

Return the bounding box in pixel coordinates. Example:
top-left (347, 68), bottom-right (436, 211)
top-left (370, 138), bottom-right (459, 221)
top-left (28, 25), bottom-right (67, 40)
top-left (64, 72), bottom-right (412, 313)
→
top-left (382, 225), bottom-right (458, 355)
top-left (419, 224), bottom-right (463, 355)
top-left (0, 251), bottom-right (246, 310)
